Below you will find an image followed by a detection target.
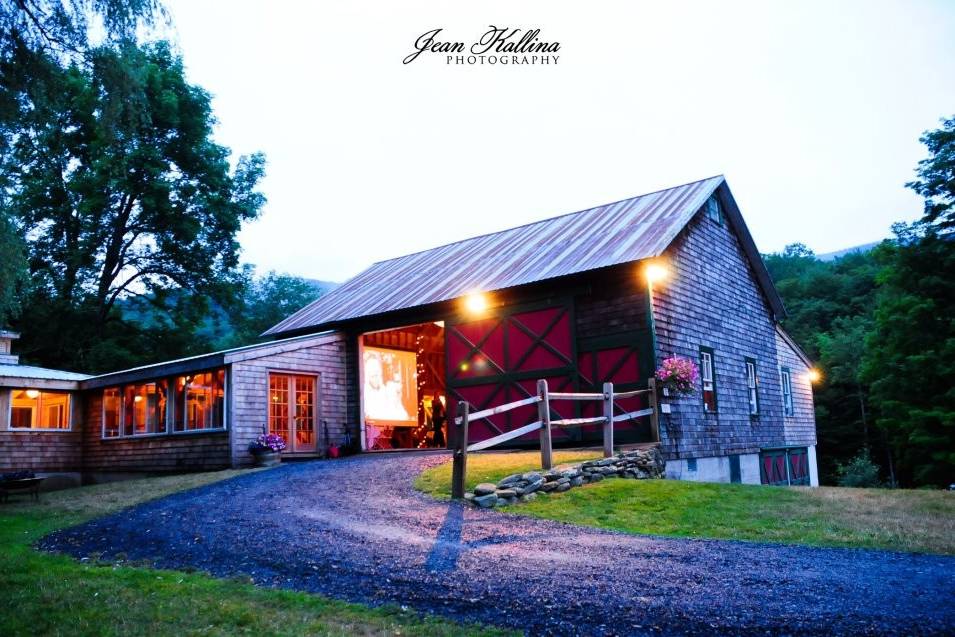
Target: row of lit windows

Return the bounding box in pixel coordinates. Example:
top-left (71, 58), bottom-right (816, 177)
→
top-left (103, 369), bottom-right (226, 438)
top-left (699, 348), bottom-right (795, 417)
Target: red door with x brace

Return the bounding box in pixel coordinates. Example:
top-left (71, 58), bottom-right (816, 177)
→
top-left (446, 302), bottom-right (576, 445)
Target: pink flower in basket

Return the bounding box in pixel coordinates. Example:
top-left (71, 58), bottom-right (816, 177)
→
top-left (655, 356), bottom-right (699, 396)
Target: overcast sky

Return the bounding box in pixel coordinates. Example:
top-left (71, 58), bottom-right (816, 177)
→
top-left (162, 0), bottom-right (955, 282)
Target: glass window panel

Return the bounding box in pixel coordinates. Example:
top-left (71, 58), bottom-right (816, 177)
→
top-left (746, 361), bottom-right (759, 415)
top-left (11, 390), bottom-right (71, 430)
top-left (269, 374), bottom-right (290, 443)
top-left (103, 388), bottom-right (121, 437)
top-left (172, 369), bottom-right (225, 432)
top-left (294, 376), bottom-right (315, 451)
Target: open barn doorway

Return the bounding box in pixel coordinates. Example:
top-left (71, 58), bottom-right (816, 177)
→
top-left (359, 322), bottom-right (447, 451)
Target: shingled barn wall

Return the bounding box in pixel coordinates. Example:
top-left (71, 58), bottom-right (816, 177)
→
top-left (775, 330), bottom-right (817, 448)
top-left (650, 198), bottom-right (788, 462)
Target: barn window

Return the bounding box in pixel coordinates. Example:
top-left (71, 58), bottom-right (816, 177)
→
top-left (705, 196), bottom-right (722, 224)
top-left (700, 347), bottom-right (717, 412)
top-left (9, 390), bottom-right (71, 430)
top-left (780, 367), bottom-right (794, 416)
top-left (745, 358), bottom-right (759, 416)
top-left (173, 369), bottom-right (226, 432)
top-left (122, 381), bottom-right (168, 436)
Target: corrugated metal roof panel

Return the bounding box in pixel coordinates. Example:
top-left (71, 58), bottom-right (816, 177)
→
top-left (0, 364), bottom-right (92, 381)
top-left (265, 176), bottom-right (725, 335)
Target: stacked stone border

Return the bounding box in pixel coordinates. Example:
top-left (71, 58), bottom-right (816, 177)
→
top-left (464, 447), bottom-right (665, 508)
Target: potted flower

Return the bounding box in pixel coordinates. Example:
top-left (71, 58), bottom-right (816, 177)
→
top-left (248, 433), bottom-right (286, 467)
top-left (654, 356), bottom-right (699, 397)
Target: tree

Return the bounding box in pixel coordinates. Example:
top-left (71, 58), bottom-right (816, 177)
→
top-left (0, 0), bottom-right (162, 56)
top-left (861, 224), bottom-right (955, 486)
top-left (0, 209), bottom-right (27, 325)
top-left (215, 268), bottom-right (325, 349)
top-left (907, 115), bottom-right (955, 230)
top-left (2, 42), bottom-right (265, 371)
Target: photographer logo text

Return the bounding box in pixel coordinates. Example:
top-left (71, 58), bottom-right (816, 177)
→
top-left (404, 26), bottom-right (560, 66)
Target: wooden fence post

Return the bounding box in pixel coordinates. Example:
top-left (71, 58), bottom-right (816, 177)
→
top-left (648, 377), bottom-right (660, 443)
top-left (451, 401), bottom-right (469, 499)
top-left (537, 379), bottom-right (553, 470)
top-left (602, 381), bottom-right (614, 458)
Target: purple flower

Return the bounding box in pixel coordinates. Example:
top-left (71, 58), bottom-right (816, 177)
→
top-left (655, 356), bottom-right (699, 396)
top-left (249, 433), bottom-right (287, 453)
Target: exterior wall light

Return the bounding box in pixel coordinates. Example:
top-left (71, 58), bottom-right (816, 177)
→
top-left (25, 389), bottom-right (40, 399)
top-left (645, 262), bottom-right (668, 285)
top-left (464, 292), bottom-right (488, 314)
top-left (807, 368), bottom-right (822, 383)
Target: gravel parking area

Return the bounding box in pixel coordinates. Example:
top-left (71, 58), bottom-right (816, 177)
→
top-left (41, 453), bottom-right (955, 636)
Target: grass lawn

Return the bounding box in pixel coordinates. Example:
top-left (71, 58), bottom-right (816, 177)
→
top-left (0, 469), bottom-right (512, 637)
top-left (416, 451), bottom-right (955, 555)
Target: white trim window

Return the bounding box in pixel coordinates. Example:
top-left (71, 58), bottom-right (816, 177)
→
top-left (706, 196), bottom-right (722, 224)
top-left (745, 359), bottom-right (759, 416)
top-left (780, 367), bottom-right (794, 417)
top-left (700, 348), bottom-right (717, 412)
top-left (10, 389), bottom-right (72, 430)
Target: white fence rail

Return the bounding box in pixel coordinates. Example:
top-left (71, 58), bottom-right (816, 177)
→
top-left (451, 378), bottom-right (660, 498)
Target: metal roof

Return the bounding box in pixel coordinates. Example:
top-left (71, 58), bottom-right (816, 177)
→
top-left (81, 331), bottom-right (339, 389)
top-left (0, 364), bottom-right (92, 382)
top-left (265, 175), bottom-right (783, 335)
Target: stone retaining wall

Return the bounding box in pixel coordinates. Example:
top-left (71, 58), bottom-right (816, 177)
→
top-left (464, 447), bottom-right (665, 508)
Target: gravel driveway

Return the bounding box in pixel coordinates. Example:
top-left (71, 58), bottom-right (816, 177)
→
top-left (42, 453), bottom-right (955, 636)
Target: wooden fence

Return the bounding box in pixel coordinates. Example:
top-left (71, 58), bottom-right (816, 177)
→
top-left (451, 378), bottom-right (660, 498)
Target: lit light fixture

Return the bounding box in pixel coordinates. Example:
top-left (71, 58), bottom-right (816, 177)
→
top-left (463, 292), bottom-right (488, 314)
top-left (807, 368), bottom-right (822, 383)
top-left (25, 389), bottom-right (40, 399)
top-left (460, 362), bottom-right (470, 372)
top-left (134, 395), bottom-right (143, 403)
top-left (644, 262), bottom-right (668, 285)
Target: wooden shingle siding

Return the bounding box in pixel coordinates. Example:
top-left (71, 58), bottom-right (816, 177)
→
top-left (652, 201), bottom-right (787, 459)
top-left (0, 431), bottom-right (83, 472)
top-left (0, 389), bottom-right (84, 472)
top-left (775, 331), bottom-right (817, 447)
top-left (574, 267), bottom-right (650, 339)
top-left (228, 333), bottom-right (349, 467)
top-left (82, 392), bottom-right (230, 472)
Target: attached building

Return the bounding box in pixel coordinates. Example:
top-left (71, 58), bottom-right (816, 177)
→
top-left (1, 176), bottom-right (818, 487)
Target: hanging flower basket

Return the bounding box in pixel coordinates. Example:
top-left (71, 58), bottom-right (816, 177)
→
top-left (655, 356), bottom-right (699, 397)
top-left (249, 433), bottom-right (287, 467)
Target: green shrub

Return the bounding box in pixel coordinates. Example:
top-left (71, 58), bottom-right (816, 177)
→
top-left (836, 450), bottom-right (882, 488)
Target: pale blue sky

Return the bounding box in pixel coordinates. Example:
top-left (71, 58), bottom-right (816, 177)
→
top-left (162, 0), bottom-right (955, 282)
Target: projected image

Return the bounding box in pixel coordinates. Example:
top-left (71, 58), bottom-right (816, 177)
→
top-left (363, 347), bottom-right (417, 427)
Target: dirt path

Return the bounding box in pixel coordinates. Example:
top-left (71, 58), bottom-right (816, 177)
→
top-left (42, 454), bottom-right (955, 636)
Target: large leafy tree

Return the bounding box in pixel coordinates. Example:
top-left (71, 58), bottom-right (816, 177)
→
top-left (212, 267), bottom-right (325, 349)
top-left (861, 224), bottom-right (955, 486)
top-left (0, 0), bottom-right (162, 55)
top-left (0, 209), bottom-right (26, 325)
top-left (2, 42), bottom-right (265, 371)
top-left (907, 115), bottom-right (955, 230)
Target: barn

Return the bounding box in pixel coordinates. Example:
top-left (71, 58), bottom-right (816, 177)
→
top-left (0, 176), bottom-right (818, 487)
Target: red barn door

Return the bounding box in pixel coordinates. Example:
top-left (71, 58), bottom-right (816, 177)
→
top-left (446, 302), bottom-right (576, 445)
top-left (576, 332), bottom-right (654, 444)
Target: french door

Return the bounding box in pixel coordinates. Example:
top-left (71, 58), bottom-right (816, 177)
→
top-left (268, 373), bottom-right (318, 452)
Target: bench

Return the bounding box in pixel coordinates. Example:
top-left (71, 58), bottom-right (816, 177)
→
top-left (0, 477), bottom-right (45, 503)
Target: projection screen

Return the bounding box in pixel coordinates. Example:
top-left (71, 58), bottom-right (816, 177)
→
top-left (362, 346), bottom-right (418, 428)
